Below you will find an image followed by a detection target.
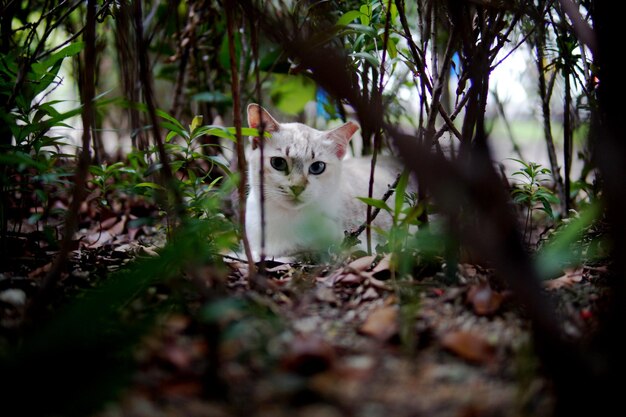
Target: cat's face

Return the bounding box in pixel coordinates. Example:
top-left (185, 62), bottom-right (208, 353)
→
top-left (247, 104), bottom-right (358, 209)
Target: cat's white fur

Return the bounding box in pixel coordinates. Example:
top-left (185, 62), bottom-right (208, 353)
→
top-left (245, 104), bottom-right (399, 259)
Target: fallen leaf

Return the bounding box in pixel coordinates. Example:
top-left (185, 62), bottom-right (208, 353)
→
top-left (336, 273), bottom-right (365, 285)
top-left (346, 255), bottom-right (376, 272)
top-left (359, 305), bottom-right (398, 342)
top-left (544, 267), bottom-right (584, 290)
top-left (440, 330), bottom-right (495, 364)
top-left (28, 262), bottom-right (52, 278)
top-left (366, 276), bottom-right (391, 291)
top-left (281, 333), bottom-right (336, 376)
top-left (315, 285), bottom-right (339, 304)
top-left (459, 264), bottom-right (478, 278)
top-left (371, 254), bottom-right (392, 275)
top-left (466, 283), bottom-right (505, 316)
top-left (106, 215), bottom-right (127, 237)
top-left (100, 216), bottom-right (118, 230)
top-left (361, 286), bottom-right (379, 300)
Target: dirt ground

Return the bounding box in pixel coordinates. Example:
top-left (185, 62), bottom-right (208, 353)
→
top-left (1, 217), bottom-right (607, 417)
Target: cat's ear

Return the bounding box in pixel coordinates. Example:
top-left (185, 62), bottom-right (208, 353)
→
top-left (328, 121), bottom-right (359, 159)
top-left (247, 104), bottom-right (280, 133)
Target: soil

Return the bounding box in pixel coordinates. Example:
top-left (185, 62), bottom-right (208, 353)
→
top-left (0, 214), bottom-right (609, 417)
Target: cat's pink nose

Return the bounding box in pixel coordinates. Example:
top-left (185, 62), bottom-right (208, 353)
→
top-left (289, 185), bottom-right (305, 197)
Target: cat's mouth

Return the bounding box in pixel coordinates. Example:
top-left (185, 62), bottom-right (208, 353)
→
top-left (288, 195), bottom-right (305, 206)
top-left (275, 187), bottom-right (308, 207)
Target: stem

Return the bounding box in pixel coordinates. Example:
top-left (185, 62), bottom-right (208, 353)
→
top-left (249, 11), bottom-right (266, 274)
top-left (563, 65), bottom-right (572, 213)
top-left (133, 0), bottom-right (184, 219)
top-left (366, 0), bottom-right (392, 254)
top-left (535, 9), bottom-right (566, 214)
top-left (29, 0), bottom-right (97, 317)
top-left (225, 0), bottom-right (255, 273)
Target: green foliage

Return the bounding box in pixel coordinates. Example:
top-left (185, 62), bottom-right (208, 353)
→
top-left (508, 158), bottom-right (560, 244)
top-left (0, 39), bottom-right (86, 240)
top-left (357, 171), bottom-right (422, 255)
top-left (0, 218), bottom-right (229, 417)
top-left (534, 203), bottom-right (606, 279)
top-left (356, 171), bottom-right (445, 280)
top-left (270, 74), bottom-right (317, 115)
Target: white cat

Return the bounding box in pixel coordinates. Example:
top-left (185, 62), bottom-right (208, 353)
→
top-left (245, 104), bottom-right (400, 259)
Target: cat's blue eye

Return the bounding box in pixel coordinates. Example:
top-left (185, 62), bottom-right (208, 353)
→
top-left (309, 161), bottom-right (326, 175)
top-left (270, 156), bottom-right (288, 172)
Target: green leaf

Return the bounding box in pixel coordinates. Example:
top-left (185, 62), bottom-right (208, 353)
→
top-left (32, 42), bottom-right (85, 74)
top-left (161, 122), bottom-right (188, 139)
top-left (135, 182), bottom-right (165, 190)
top-left (387, 37), bottom-right (398, 59)
top-left (351, 51), bottom-right (380, 68)
top-left (206, 155), bottom-right (230, 173)
top-left (226, 127), bottom-right (271, 139)
top-left (89, 165), bottom-right (105, 176)
top-left (270, 74), bottom-right (316, 115)
top-left (345, 23), bottom-right (377, 38)
top-left (359, 4), bottom-right (372, 26)
top-left (190, 115), bottom-right (203, 133)
top-left (337, 10), bottom-right (364, 26)
top-left (0, 151), bottom-right (47, 171)
top-left (357, 197), bottom-right (391, 213)
top-left (156, 109), bottom-right (185, 131)
top-left (535, 203), bottom-right (600, 279)
top-left (394, 171), bottom-right (409, 217)
top-left (165, 131), bottom-right (178, 143)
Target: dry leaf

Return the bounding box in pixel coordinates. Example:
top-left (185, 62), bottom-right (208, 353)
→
top-left (346, 255), bottom-right (376, 273)
top-left (28, 262), bottom-right (52, 278)
top-left (361, 287), bottom-right (379, 300)
top-left (336, 273), bottom-right (365, 285)
top-left (100, 216), bottom-right (118, 230)
top-left (315, 285), bottom-right (339, 304)
top-left (107, 215), bottom-right (126, 237)
top-left (265, 263), bottom-right (292, 273)
top-left (371, 254), bottom-right (392, 275)
top-left (440, 330), bottom-right (495, 364)
top-left (359, 305), bottom-right (398, 341)
top-left (366, 276), bottom-right (392, 291)
top-left (459, 263), bottom-right (478, 278)
top-left (281, 333), bottom-right (336, 376)
top-left (466, 283), bottom-right (505, 316)
top-left (544, 267), bottom-right (584, 290)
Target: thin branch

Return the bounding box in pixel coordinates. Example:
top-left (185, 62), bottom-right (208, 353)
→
top-left (558, 0), bottom-right (597, 55)
top-left (226, 0), bottom-right (255, 273)
top-left (366, 0), bottom-right (393, 254)
top-left (29, 0), bottom-right (97, 318)
top-left (345, 173), bottom-right (401, 243)
top-left (133, 0), bottom-right (183, 213)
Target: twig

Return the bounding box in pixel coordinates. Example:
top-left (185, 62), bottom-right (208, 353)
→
top-left (366, 0), bottom-right (393, 254)
top-left (226, 0), bottom-right (255, 274)
top-left (345, 173), bottom-right (402, 243)
top-left (133, 0), bottom-right (184, 216)
top-left (249, 10), bottom-right (267, 275)
top-left (29, 0), bottom-right (97, 319)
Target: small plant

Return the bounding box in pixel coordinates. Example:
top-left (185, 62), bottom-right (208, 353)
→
top-left (357, 171), bottom-right (422, 256)
top-left (508, 158), bottom-right (560, 246)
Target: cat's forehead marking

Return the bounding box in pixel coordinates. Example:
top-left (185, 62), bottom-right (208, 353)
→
top-left (292, 158), bottom-right (304, 173)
